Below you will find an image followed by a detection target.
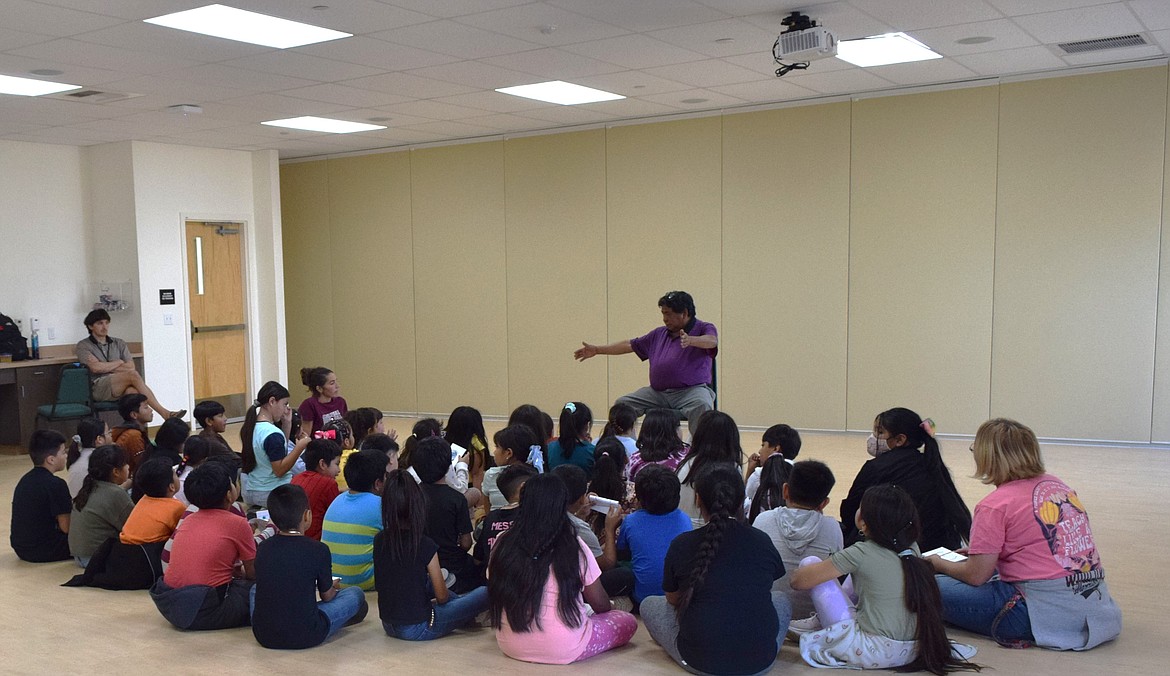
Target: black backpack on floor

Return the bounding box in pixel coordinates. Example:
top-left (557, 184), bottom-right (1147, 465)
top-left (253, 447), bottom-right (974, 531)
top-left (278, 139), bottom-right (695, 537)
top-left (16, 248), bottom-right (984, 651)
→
top-left (0, 312), bottom-right (29, 361)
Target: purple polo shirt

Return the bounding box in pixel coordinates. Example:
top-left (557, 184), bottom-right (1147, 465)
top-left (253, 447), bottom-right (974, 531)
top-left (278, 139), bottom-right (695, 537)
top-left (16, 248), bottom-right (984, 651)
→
top-left (630, 319), bottom-right (718, 391)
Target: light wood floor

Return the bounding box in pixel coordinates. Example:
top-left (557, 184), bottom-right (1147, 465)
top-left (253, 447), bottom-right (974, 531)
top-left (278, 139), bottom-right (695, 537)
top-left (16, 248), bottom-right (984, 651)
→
top-left (1, 419), bottom-right (1163, 675)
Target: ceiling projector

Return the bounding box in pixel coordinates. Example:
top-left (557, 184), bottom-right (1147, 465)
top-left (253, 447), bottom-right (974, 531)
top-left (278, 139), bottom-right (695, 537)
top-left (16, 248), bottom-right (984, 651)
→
top-left (773, 11), bottom-right (837, 77)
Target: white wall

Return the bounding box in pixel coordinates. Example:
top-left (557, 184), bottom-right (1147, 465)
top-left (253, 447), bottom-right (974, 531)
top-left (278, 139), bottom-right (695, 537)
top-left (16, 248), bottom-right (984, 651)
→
top-left (84, 141), bottom-right (142, 343)
top-left (0, 140), bottom-right (91, 346)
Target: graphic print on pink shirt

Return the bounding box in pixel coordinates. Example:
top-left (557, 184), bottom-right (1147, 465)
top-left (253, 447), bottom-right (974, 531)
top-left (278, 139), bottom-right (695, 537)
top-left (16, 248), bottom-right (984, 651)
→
top-left (1032, 479), bottom-right (1102, 597)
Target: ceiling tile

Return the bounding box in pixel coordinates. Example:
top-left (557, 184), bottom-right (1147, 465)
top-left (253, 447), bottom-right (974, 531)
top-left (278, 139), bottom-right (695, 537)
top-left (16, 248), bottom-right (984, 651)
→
top-left (381, 99), bottom-right (497, 120)
top-left (3, 0), bottom-right (126, 37)
top-left (167, 64), bottom-right (319, 94)
top-left (74, 111), bottom-right (241, 136)
top-left (986, 1), bottom-right (1111, 17)
top-left (1151, 29), bottom-right (1170, 52)
top-left (282, 83), bottom-right (413, 108)
top-left (382, 0), bottom-right (532, 20)
top-left (9, 38), bottom-right (203, 75)
top-left (637, 88), bottom-right (749, 109)
top-left (216, 92), bottom-right (354, 116)
top-left (693, 0), bottom-right (841, 16)
top-left (293, 37), bottom-right (460, 71)
top-left (483, 48), bottom-right (626, 80)
top-left (648, 18), bottom-right (786, 58)
top-left (74, 22), bottom-right (272, 63)
top-left (0, 97), bottom-right (137, 124)
top-left (0, 27), bottom-right (56, 51)
top-left (741, 4), bottom-right (891, 41)
top-left (341, 72), bottom-right (478, 99)
top-left (33, 1), bottom-right (195, 21)
top-left (1130, 0), bottom-right (1170, 31)
top-left (909, 19), bottom-right (1042, 56)
top-left (868, 58), bottom-right (980, 85)
top-left (580, 97), bottom-right (685, 118)
top-left (431, 90), bottom-right (549, 114)
top-left (406, 61), bottom-right (542, 89)
top-left (707, 77), bottom-right (819, 103)
top-left (644, 59), bottom-right (767, 89)
top-left (547, 0), bottom-right (730, 32)
top-left (573, 70), bottom-right (693, 97)
top-left (370, 20), bottom-right (544, 59)
top-left (725, 51), bottom-right (855, 79)
top-left (221, 52), bottom-right (383, 83)
top-left (451, 2), bottom-right (630, 46)
top-left (1012, 4), bottom-right (1146, 43)
top-left (457, 112), bottom-right (550, 132)
top-left (514, 105), bottom-right (617, 126)
top-left (243, 0), bottom-right (435, 33)
top-left (0, 54), bottom-right (126, 86)
top-left (784, 67), bottom-right (894, 94)
top-left (7, 125), bottom-right (128, 145)
top-left (397, 119), bottom-right (501, 138)
top-left (561, 34), bottom-right (711, 69)
top-left (857, 0), bottom-right (1003, 31)
top-left (951, 45), bottom-right (1067, 75)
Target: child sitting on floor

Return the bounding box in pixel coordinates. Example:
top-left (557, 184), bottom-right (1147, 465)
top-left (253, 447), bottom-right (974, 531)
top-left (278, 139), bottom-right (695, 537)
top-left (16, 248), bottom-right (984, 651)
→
top-left (413, 437), bottom-right (482, 593)
top-left (473, 463), bottom-right (537, 566)
top-left (110, 393), bottom-right (154, 474)
top-left (744, 424), bottom-right (800, 518)
top-left (67, 418), bottom-right (108, 499)
top-left (69, 445), bottom-right (133, 568)
top-left (121, 456), bottom-right (185, 545)
top-left (193, 399), bottom-right (234, 456)
top-left (488, 473), bottom-right (637, 664)
top-left (627, 409), bottom-right (689, 478)
top-left (150, 460), bottom-right (256, 631)
top-left (483, 424), bottom-right (538, 509)
top-left (598, 402), bottom-right (638, 460)
top-left (321, 449), bottom-right (387, 590)
top-left (548, 402), bottom-right (596, 477)
top-left (376, 470), bottom-right (489, 641)
top-left (251, 484), bottom-right (367, 649)
top-left (609, 464), bottom-right (692, 609)
top-left (174, 437), bottom-right (211, 506)
top-left (291, 438), bottom-right (342, 540)
top-left (10, 430), bottom-right (72, 562)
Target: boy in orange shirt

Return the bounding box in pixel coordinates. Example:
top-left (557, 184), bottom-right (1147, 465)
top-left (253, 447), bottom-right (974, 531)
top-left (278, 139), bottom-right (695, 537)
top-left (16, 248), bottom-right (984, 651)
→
top-left (121, 457), bottom-right (185, 545)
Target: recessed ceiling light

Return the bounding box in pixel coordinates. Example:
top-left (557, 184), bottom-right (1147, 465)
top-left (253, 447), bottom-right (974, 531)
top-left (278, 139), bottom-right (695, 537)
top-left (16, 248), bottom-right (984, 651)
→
top-left (836, 32), bottom-right (942, 67)
top-left (261, 116), bottom-right (385, 133)
top-left (0, 73), bottom-right (81, 96)
top-left (956, 36), bottom-right (995, 45)
top-left (496, 80), bottom-right (624, 105)
top-left (144, 4), bottom-right (351, 49)
top-left (681, 98), bottom-right (709, 104)
top-left (29, 69), bottom-right (64, 76)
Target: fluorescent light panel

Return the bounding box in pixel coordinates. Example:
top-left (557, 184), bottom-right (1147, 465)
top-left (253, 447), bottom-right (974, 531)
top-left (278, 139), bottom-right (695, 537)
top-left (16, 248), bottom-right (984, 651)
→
top-left (0, 73), bottom-right (81, 96)
top-left (836, 32), bottom-right (942, 67)
top-left (261, 116), bottom-right (385, 134)
top-left (145, 4), bottom-right (350, 49)
top-left (496, 80), bottom-right (624, 105)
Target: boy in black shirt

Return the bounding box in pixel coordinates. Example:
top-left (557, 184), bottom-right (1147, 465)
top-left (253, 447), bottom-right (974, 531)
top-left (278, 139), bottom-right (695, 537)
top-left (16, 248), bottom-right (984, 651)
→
top-left (472, 463), bottom-right (537, 565)
top-left (251, 484), bottom-right (366, 649)
top-left (10, 430), bottom-right (72, 562)
top-left (413, 437), bottom-right (482, 593)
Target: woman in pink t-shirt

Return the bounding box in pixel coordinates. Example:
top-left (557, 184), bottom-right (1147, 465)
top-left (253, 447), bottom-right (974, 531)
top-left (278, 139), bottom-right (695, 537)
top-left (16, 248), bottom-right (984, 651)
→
top-left (929, 418), bottom-right (1122, 651)
top-left (488, 474), bottom-right (636, 664)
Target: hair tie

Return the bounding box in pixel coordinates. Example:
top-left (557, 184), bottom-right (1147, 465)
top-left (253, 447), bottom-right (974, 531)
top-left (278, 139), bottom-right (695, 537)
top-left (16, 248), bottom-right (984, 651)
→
top-left (564, 402), bottom-right (576, 413)
top-left (314, 430), bottom-right (336, 440)
top-left (898, 549), bottom-right (916, 558)
top-left (920, 418), bottom-right (936, 438)
top-left (600, 451), bottom-right (609, 457)
top-left (72, 434), bottom-right (82, 444)
top-left (252, 400), bottom-right (261, 408)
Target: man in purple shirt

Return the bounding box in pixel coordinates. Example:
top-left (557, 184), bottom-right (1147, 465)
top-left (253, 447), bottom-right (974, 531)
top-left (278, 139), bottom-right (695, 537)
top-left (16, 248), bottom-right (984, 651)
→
top-left (574, 291), bottom-right (718, 436)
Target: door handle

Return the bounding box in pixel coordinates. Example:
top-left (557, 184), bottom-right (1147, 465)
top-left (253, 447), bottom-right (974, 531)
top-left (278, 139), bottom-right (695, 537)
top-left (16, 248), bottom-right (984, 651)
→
top-left (191, 323), bottom-right (246, 336)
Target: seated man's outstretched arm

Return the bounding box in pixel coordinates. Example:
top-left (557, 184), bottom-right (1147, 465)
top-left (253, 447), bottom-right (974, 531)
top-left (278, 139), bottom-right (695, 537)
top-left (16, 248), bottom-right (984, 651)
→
top-left (574, 340), bottom-right (633, 361)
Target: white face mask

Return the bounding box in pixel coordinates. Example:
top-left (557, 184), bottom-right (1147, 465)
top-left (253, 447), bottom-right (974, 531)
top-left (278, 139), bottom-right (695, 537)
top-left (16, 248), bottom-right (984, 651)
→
top-left (866, 434), bottom-right (890, 458)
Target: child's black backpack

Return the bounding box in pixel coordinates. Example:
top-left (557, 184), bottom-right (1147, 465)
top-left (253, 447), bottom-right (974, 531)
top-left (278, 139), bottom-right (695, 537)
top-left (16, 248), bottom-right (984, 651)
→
top-left (0, 312), bottom-right (29, 361)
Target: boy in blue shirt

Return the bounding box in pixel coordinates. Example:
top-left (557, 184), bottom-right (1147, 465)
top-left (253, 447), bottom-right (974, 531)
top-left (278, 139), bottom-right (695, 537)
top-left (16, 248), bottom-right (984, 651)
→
top-left (606, 464), bottom-right (692, 608)
top-left (321, 449), bottom-right (387, 590)
top-left (10, 430), bottom-right (72, 562)
top-left (251, 484), bottom-right (366, 649)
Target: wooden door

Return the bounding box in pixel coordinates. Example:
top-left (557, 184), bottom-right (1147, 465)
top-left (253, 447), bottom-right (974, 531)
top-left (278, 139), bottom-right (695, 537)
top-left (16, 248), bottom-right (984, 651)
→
top-left (186, 221), bottom-right (249, 419)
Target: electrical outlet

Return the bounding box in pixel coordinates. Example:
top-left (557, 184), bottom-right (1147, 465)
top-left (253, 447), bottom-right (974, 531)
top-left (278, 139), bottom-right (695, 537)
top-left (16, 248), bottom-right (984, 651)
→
top-left (163, 313), bottom-right (174, 326)
top-left (47, 327), bottom-right (56, 340)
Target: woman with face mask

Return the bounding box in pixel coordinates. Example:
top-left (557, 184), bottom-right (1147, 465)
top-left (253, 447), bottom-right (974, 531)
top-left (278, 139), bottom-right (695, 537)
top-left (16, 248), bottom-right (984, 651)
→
top-left (839, 408), bottom-right (971, 552)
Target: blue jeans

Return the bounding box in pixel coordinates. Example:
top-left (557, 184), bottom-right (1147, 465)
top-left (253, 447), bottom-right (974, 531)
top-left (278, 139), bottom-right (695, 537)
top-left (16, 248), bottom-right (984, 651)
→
top-left (250, 584), bottom-right (367, 642)
top-left (383, 586), bottom-right (489, 641)
top-left (935, 575), bottom-right (1033, 642)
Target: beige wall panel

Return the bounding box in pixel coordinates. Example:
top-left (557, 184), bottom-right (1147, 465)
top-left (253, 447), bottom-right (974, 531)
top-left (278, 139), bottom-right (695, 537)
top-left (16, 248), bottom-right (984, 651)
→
top-left (504, 131), bottom-right (609, 415)
top-left (1155, 67), bottom-right (1170, 442)
top-left (605, 118), bottom-right (723, 409)
top-left (848, 87), bottom-right (999, 434)
top-left (327, 153), bottom-right (417, 413)
top-left (410, 142), bottom-right (509, 416)
top-left (721, 104), bottom-right (851, 430)
top-left (280, 162), bottom-right (334, 388)
top-left (993, 68), bottom-right (1165, 441)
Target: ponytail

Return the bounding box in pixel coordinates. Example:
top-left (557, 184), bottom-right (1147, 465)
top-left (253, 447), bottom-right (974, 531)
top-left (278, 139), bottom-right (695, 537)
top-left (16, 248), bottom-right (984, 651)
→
top-left (590, 437), bottom-right (627, 501)
top-left (600, 402), bottom-right (637, 440)
top-left (69, 418), bottom-right (106, 469)
top-left (241, 380), bottom-right (291, 474)
top-left (73, 445), bottom-right (126, 512)
top-left (400, 418), bottom-right (442, 470)
top-left (558, 402), bottom-right (592, 459)
top-left (178, 436), bottom-right (212, 476)
top-left (677, 463), bottom-right (743, 615)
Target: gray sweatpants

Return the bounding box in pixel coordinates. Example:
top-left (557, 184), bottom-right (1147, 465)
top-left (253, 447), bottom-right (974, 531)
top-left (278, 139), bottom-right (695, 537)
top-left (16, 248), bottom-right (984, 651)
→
top-left (615, 384), bottom-right (715, 437)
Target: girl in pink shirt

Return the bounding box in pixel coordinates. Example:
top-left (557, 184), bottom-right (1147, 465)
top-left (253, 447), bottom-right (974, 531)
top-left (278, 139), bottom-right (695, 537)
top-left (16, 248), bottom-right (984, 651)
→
top-left (488, 474), bottom-right (636, 664)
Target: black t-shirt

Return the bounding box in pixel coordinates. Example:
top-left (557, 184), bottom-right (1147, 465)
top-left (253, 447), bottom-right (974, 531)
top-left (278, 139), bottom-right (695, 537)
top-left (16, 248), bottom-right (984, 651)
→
top-left (10, 467), bottom-right (72, 562)
top-left (251, 535), bottom-right (332, 649)
top-left (374, 531), bottom-right (440, 625)
top-left (840, 446), bottom-right (963, 551)
top-left (420, 483), bottom-right (481, 591)
top-left (472, 506), bottom-right (517, 564)
top-left (662, 522), bottom-right (784, 675)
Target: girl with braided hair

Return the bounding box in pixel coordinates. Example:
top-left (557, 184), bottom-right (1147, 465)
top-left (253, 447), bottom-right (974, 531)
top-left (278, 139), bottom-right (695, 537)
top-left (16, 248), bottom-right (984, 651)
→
top-left (488, 473), bottom-right (637, 664)
top-left (792, 484), bottom-right (980, 673)
top-left (642, 463), bottom-right (790, 675)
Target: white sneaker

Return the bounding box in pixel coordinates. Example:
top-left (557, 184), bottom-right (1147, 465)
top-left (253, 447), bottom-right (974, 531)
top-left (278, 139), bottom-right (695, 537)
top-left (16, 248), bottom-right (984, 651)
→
top-left (950, 641), bottom-right (978, 661)
top-left (787, 613), bottom-right (822, 637)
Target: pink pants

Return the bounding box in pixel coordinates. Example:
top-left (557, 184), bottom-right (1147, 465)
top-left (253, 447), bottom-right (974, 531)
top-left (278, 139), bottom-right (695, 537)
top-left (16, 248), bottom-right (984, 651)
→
top-left (574, 610), bottom-right (638, 661)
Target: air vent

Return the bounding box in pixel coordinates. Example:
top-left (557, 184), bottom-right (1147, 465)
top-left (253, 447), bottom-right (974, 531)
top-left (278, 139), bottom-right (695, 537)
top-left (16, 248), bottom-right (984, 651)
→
top-left (1056, 34), bottom-right (1148, 55)
top-left (49, 89), bottom-right (143, 103)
